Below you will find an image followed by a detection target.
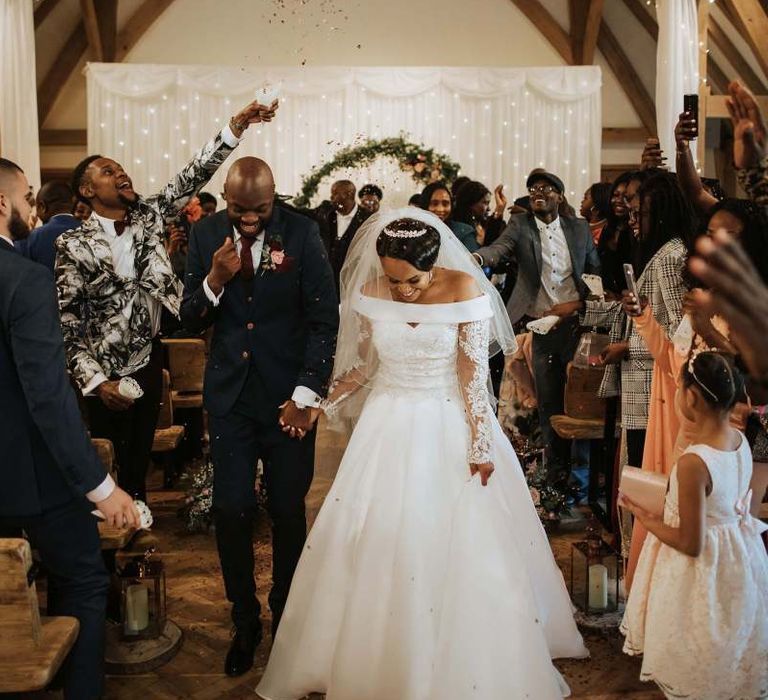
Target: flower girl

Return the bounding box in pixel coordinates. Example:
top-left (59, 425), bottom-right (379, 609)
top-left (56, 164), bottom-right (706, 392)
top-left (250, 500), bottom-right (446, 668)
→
top-left (620, 351), bottom-right (768, 699)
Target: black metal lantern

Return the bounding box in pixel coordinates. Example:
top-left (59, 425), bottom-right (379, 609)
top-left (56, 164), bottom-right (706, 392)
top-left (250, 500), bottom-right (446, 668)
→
top-left (118, 549), bottom-right (166, 640)
top-left (569, 539), bottom-right (621, 614)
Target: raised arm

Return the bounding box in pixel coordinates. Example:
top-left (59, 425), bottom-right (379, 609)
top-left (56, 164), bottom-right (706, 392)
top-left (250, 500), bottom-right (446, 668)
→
top-left (148, 100), bottom-right (278, 220)
top-left (457, 318), bottom-right (494, 485)
top-left (674, 113), bottom-right (718, 215)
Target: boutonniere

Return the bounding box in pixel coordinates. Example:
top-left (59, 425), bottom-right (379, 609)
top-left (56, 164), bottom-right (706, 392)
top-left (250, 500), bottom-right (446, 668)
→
top-left (260, 234), bottom-right (295, 274)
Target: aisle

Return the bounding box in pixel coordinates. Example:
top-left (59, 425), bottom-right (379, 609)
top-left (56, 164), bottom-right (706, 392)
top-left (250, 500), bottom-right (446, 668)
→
top-left (32, 420), bottom-right (662, 699)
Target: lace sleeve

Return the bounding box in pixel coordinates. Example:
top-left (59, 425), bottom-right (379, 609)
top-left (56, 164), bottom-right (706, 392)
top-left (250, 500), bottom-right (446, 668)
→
top-left (457, 319), bottom-right (493, 464)
top-left (321, 315), bottom-right (373, 418)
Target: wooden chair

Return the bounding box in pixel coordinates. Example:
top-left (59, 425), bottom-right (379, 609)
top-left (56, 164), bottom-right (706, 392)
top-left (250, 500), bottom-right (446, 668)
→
top-left (0, 539), bottom-right (79, 693)
top-left (92, 437), bottom-right (116, 478)
top-left (550, 362), bottom-right (612, 526)
top-left (152, 369), bottom-right (185, 487)
top-left (162, 338), bottom-right (205, 410)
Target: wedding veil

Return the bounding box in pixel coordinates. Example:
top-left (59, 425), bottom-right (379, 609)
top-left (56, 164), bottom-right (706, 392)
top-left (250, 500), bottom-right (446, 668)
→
top-left (327, 207), bottom-right (516, 425)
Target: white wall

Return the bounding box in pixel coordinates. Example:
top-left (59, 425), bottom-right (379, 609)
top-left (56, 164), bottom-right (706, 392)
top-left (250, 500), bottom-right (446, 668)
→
top-left (41, 0), bottom-right (648, 170)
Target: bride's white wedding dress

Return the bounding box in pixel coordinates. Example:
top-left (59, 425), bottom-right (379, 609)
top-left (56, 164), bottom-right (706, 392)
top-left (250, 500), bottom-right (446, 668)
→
top-left (256, 293), bottom-right (588, 700)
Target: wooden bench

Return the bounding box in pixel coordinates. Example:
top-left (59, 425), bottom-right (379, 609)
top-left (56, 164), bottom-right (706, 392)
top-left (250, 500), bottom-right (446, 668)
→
top-left (0, 539), bottom-right (79, 693)
top-left (152, 369), bottom-right (186, 487)
top-left (92, 437), bottom-right (116, 477)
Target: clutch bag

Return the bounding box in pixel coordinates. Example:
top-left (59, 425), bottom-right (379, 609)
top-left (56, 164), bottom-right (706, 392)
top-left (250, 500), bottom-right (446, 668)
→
top-left (620, 466), bottom-right (668, 517)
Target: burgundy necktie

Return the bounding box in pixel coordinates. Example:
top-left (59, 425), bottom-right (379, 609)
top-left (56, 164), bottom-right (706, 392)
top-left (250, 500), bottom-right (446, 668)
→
top-left (240, 237), bottom-right (256, 280)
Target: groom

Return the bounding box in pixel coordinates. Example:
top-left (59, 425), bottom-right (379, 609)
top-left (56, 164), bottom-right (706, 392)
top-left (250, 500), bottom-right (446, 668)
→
top-left (181, 156), bottom-right (338, 677)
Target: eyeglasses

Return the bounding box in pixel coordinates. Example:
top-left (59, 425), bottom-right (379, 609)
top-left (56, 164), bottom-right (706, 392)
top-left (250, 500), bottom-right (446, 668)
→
top-left (528, 185), bottom-right (556, 195)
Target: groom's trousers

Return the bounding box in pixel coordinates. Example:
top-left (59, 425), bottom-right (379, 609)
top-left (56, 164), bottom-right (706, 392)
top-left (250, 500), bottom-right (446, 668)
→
top-left (209, 367), bottom-right (315, 634)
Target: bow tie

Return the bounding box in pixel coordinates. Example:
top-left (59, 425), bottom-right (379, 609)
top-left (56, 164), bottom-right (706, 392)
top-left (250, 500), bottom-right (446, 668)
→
top-left (113, 215), bottom-right (131, 236)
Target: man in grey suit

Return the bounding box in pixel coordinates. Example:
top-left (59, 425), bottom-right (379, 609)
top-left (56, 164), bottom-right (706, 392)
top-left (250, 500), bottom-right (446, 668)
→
top-left (474, 172), bottom-right (600, 487)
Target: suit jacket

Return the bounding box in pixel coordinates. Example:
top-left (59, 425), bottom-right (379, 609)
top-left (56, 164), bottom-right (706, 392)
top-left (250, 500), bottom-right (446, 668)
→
top-left (26, 214), bottom-right (81, 273)
top-left (475, 212), bottom-right (601, 324)
top-left (180, 206), bottom-right (339, 418)
top-left (313, 203), bottom-right (371, 293)
top-left (448, 219), bottom-right (480, 253)
top-left (55, 128), bottom-right (236, 391)
top-left (0, 240), bottom-right (105, 518)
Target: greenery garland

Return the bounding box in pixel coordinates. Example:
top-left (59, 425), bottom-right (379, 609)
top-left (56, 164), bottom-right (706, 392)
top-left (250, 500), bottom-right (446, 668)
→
top-left (293, 133), bottom-right (462, 207)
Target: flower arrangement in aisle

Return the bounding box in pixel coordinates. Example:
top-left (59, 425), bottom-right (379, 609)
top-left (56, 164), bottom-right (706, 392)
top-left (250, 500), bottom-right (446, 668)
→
top-left (178, 458), bottom-right (215, 533)
top-left (293, 133), bottom-right (461, 207)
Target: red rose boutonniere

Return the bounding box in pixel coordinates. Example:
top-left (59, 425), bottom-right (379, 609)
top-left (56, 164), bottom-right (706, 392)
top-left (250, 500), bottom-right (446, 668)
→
top-left (261, 234), bottom-right (294, 274)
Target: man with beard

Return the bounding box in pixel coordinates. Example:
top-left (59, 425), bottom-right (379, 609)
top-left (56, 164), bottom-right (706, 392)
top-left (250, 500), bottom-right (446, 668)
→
top-left (0, 158), bottom-right (139, 699)
top-left (181, 156), bottom-right (338, 676)
top-left (56, 98), bottom-right (277, 503)
top-left (473, 171), bottom-right (600, 488)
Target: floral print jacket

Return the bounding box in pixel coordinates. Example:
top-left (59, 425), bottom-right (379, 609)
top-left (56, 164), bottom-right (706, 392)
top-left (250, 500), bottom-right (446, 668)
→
top-left (55, 129), bottom-right (237, 390)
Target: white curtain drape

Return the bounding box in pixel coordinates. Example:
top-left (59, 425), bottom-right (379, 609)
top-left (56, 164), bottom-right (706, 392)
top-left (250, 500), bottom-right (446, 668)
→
top-left (655, 0), bottom-right (699, 171)
top-left (0, 0), bottom-right (40, 190)
top-left (86, 64), bottom-right (601, 208)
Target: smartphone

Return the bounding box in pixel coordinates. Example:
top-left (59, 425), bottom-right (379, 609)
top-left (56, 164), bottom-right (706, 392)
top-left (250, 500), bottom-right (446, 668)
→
top-left (623, 263), bottom-right (639, 300)
top-left (683, 93), bottom-right (699, 139)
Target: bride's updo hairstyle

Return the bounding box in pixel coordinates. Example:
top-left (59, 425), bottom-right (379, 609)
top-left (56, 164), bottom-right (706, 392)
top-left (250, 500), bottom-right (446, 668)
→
top-left (375, 218), bottom-right (441, 271)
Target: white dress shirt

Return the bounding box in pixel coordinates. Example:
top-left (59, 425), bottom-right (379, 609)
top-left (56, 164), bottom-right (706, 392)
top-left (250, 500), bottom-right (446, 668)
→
top-left (1, 233), bottom-right (116, 501)
top-left (336, 204), bottom-right (358, 240)
top-left (202, 227), bottom-right (321, 409)
top-left (529, 216), bottom-right (580, 318)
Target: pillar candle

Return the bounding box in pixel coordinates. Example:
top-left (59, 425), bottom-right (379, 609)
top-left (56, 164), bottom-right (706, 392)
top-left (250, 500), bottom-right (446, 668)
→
top-left (588, 564), bottom-right (608, 610)
top-left (126, 584), bottom-right (149, 632)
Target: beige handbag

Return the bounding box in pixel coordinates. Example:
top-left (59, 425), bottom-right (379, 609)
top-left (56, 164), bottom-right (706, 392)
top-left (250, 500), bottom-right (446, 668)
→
top-left (619, 466), bottom-right (669, 517)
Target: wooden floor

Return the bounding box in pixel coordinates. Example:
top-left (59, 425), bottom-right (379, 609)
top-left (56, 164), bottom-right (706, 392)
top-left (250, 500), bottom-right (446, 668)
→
top-left (29, 422), bottom-right (662, 699)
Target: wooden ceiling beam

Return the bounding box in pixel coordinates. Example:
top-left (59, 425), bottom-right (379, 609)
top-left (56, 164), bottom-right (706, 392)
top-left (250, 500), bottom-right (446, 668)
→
top-left (727, 0), bottom-right (768, 79)
top-left (98, 0), bottom-right (118, 63)
top-left (37, 22), bottom-right (88, 127)
top-left (707, 56), bottom-right (730, 95)
top-left (709, 19), bottom-right (767, 94)
top-left (79, 0), bottom-right (104, 62)
top-left (39, 129), bottom-right (88, 147)
top-left (581, 0), bottom-right (604, 65)
top-left (509, 0), bottom-right (574, 64)
top-left (115, 0), bottom-right (176, 62)
top-left (597, 20), bottom-right (656, 134)
top-left (602, 127), bottom-right (649, 142)
top-left (34, 0), bottom-right (63, 29)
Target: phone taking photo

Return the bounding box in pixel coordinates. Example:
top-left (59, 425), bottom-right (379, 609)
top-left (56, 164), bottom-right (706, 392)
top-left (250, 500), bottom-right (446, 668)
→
top-left (623, 263), bottom-right (639, 300)
top-left (683, 93), bottom-right (699, 139)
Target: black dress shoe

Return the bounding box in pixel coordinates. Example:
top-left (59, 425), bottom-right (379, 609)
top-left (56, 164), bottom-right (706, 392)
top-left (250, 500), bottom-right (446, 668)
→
top-left (225, 622), bottom-right (262, 677)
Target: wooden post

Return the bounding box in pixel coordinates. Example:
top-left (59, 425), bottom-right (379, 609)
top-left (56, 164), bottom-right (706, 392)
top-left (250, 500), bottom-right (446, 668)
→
top-left (697, 0), bottom-right (710, 173)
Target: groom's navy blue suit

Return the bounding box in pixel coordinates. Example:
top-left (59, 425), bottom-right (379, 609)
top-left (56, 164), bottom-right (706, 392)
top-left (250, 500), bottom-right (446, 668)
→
top-left (181, 205), bottom-right (338, 633)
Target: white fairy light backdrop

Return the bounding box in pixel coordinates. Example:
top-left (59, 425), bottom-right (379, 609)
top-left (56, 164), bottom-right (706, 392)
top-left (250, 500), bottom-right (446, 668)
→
top-left (86, 64), bottom-right (601, 208)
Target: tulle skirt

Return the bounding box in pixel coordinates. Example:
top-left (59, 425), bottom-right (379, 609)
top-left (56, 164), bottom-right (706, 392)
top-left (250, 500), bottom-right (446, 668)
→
top-left (257, 389), bottom-right (588, 700)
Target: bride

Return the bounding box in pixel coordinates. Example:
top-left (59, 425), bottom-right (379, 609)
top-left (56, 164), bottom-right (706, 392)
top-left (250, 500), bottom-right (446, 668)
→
top-left (256, 208), bottom-right (588, 700)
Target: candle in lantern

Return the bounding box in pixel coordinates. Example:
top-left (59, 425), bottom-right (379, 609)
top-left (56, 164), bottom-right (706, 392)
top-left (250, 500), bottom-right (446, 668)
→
top-left (588, 564), bottom-right (608, 610)
top-left (126, 584), bottom-right (149, 632)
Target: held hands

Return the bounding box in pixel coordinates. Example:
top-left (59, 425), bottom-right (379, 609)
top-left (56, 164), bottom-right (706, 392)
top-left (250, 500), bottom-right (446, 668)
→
top-left (97, 380), bottom-right (134, 411)
top-left (470, 461), bottom-right (495, 486)
top-left (548, 300), bottom-right (583, 319)
top-left (207, 236), bottom-right (241, 295)
top-left (621, 290), bottom-right (647, 318)
top-left (95, 487), bottom-right (141, 529)
top-left (726, 80), bottom-right (767, 169)
top-left (229, 99), bottom-right (280, 138)
top-left (278, 400), bottom-right (321, 440)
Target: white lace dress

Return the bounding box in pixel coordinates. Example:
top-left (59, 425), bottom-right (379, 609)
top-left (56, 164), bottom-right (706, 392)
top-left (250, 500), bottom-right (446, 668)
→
top-left (256, 294), bottom-right (587, 700)
top-left (621, 435), bottom-right (768, 699)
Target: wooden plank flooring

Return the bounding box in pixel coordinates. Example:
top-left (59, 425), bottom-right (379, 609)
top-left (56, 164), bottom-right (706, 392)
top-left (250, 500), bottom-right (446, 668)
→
top-left (28, 422), bottom-right (662, 699)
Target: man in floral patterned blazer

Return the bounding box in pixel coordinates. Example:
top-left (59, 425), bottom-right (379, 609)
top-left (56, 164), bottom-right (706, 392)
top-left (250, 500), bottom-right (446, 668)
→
top-left (55, 99), bottom-right (278, 503)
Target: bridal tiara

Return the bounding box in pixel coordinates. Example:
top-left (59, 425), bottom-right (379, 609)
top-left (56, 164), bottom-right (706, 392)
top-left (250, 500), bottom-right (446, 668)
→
top-left (382, 224), bottom-right (430, 239)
